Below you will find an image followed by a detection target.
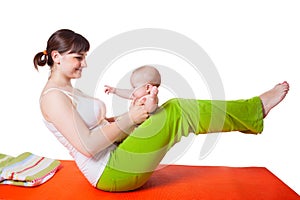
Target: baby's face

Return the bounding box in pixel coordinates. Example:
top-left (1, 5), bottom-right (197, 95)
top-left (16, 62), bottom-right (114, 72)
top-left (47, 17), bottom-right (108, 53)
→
top-left (132, 84), bottom-right (148, 99)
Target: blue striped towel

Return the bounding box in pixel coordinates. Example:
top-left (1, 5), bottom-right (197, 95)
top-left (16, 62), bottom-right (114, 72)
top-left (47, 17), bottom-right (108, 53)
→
top-left (0, 152), bottom-right (61, 187)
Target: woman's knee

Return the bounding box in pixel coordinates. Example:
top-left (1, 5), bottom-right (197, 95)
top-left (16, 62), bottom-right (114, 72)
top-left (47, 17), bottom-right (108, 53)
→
top-left (161, 98), bottom-right (181, 109)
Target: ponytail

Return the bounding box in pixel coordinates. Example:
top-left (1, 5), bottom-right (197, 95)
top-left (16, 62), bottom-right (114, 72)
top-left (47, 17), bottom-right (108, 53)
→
top-left (33, 50), bottom-right (48, 71)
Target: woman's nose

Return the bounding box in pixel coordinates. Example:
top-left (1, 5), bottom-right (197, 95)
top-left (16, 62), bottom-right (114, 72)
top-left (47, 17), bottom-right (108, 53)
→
top-left (81, 59), bottom-right (87, 68)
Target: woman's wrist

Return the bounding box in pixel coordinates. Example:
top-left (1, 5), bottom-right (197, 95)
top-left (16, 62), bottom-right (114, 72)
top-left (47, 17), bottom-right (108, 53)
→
top-left (115, 113), bottom-right (136, 134)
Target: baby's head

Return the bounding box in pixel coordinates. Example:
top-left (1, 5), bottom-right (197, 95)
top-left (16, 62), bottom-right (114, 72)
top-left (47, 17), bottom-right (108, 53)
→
top-left (130, 65), bottom-right (161, 99)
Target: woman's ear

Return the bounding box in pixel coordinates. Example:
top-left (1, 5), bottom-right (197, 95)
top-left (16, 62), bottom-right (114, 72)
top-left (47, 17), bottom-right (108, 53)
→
top-left (51, 50), bottom-right (61, 64)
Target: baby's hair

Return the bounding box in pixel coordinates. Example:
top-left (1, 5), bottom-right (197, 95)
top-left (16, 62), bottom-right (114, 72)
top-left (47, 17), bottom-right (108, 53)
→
top-left (33, 29), bottom-right (90, 70)
top-left (131, 65), bottom-right (161, 87)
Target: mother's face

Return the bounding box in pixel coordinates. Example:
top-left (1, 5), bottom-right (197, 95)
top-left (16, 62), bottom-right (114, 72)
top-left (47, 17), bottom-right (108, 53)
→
top-left (54, 51), bottom-right (88, 79)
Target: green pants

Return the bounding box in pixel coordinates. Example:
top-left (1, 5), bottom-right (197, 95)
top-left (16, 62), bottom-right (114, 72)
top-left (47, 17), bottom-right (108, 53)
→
top-left (97, 97), bottom-right (264, 192)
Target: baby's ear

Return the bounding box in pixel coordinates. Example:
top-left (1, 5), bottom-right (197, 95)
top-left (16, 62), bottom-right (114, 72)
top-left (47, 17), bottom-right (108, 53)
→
top-left (139, 97), bottom-right (147, 105)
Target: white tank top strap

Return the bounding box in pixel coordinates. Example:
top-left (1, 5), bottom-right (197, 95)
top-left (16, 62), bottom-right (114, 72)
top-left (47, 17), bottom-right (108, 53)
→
top-left (40, 87), bottom-right (76, 104)
top-left (42, 87), bottom-right (73, 96)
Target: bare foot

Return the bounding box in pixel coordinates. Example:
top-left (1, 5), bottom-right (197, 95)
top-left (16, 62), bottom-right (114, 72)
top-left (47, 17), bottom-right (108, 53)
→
top-left (259, 81), bottom-right (289, 118)
top-left (149, 86), bottom-right (158, 97)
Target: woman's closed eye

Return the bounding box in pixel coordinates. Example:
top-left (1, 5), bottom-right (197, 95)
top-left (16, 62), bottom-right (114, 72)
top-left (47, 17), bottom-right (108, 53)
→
top-left (75, 56), bottom-right (83, 61)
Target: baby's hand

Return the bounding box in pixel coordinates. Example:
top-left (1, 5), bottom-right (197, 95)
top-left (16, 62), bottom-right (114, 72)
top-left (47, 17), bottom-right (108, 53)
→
top-left (104, 85), bottom-right (115, 95)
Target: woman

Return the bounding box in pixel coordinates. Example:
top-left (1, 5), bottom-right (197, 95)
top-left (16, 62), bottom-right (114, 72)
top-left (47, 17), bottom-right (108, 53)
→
top-left (34, 29), bottom-right (289, 192)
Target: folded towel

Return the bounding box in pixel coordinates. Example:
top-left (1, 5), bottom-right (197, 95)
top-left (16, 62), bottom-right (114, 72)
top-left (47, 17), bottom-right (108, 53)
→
top-left (0, 152), bottom-right (61, 187)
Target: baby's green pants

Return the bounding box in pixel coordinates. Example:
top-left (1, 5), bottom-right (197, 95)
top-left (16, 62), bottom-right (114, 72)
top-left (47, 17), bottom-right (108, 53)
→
top-left (97, 97), bottom-right (264, 192)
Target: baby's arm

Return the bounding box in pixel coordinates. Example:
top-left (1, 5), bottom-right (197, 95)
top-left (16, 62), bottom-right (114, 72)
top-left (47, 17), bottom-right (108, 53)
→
top-left (104, 85), bottom-right (133, 99)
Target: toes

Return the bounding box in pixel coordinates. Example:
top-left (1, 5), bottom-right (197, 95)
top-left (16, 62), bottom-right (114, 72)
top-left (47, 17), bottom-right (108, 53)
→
top-left (278, 81), bottom-right (289, 91)
top-left (283, 82), bottom-right (290, 91)
top-left (282, 81), bottom-right (289, 87)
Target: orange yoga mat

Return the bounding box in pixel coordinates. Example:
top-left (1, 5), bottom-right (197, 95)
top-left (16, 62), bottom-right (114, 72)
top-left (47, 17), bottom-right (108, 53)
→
top-left (0, 160), bottom-right (299, 200)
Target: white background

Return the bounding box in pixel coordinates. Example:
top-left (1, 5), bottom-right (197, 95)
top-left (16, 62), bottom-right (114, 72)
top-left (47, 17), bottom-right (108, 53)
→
top-left (0, 0), bottom-right (299, 195)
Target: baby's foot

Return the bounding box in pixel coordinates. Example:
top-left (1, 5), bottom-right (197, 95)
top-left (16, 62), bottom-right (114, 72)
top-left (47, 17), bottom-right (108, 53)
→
top-left (259, 81), bottom-right (289, 118)
top-left (149, 86), bottom-right (158, 97)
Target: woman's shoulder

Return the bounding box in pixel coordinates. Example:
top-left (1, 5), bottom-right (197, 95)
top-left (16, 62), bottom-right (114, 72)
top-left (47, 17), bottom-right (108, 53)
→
top-left (40, 85), bottom-right (75, 106)
top-left (42, 82), bottom-right (72, 94)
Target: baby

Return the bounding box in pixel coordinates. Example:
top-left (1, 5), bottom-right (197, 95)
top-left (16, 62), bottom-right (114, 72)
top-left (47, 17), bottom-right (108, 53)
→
top-left (104, 65), bottom-right (161, 114)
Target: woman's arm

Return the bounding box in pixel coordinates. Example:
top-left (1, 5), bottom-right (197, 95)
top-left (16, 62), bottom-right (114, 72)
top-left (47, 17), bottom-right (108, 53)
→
top-left (40, 90), bottom-right (148, 157)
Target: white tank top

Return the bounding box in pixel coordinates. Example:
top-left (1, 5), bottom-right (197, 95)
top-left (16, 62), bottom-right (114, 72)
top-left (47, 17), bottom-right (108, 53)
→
top-left (41, 88), bottom-right (116, 186)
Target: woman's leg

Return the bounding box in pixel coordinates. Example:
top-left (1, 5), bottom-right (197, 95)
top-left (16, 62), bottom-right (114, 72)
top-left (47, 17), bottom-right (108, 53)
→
top-left (97, 97), bottom-right (264, 191)
top-left (97, 82), bottom-right (289, 192)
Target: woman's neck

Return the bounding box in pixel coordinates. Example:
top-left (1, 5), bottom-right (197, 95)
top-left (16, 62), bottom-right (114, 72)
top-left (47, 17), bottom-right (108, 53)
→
top-left (48, 73), bottom-right (72, 89)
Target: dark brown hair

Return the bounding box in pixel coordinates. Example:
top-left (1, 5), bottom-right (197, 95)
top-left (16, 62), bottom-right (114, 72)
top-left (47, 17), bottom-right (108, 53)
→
top-left (33, 29), bottom-right (90, 70)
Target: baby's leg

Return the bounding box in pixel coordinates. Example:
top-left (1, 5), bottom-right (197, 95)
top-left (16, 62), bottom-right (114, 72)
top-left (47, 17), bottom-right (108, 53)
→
top-left (143, 96), bottom-right (158, 113)
top-left (137, 86), bottom-right (159, 113)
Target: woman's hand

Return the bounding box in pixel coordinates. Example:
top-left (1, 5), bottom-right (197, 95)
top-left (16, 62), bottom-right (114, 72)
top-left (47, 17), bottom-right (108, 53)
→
top-left (128, 101), bottom-right (149, 125)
